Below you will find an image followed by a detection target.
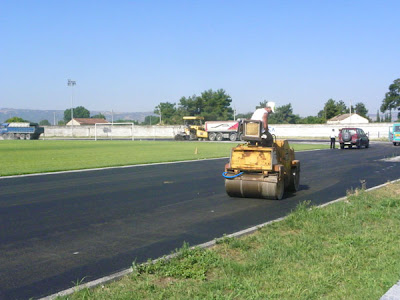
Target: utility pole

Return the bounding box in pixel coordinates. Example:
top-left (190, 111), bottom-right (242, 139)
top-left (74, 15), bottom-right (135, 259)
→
top-left (349, 100), bottom-right (352, 124)
top-left (68, 79), bottom-right (76, 137)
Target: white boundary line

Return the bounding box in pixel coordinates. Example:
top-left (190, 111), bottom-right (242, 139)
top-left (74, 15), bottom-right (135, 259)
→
top-left (40, 177), bottom-right (400, 300)
top-left (0, 148), bottom-right (325, 180)
top-left (0, 157), bottom-right (228, 180)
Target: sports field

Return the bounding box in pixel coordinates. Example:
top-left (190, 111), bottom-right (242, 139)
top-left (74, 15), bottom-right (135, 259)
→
top-left (0, 140), bottom-right (328, 176)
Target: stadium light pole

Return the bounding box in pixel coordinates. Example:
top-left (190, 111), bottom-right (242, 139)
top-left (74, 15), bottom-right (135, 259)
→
top-left (68, 79), bottom-right (76, 137)
top-left (158, 105), bottom-right (162, 125)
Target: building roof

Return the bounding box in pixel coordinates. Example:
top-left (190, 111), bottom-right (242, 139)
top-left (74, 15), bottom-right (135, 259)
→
top-left (328, 113), bottom-right (352, 121)
top-left (327, 113), bottom-right (369, 124)
top-left (73, 118), bottom-right (108, 125)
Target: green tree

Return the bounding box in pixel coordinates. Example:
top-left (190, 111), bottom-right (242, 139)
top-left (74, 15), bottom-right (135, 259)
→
top-left (236, 112), bottom-right (252, 119)
top-left (256, 100), bottom-right (269, 109)
top-left (6, 116), bottom-right (29, 122)
top-left (376, 109), bottom-right (381, 122)
top-left (91, 113), bottom-right (106, 119)
top-left (177, 89), bottom-right (233, 121)
top-left (301, 116), bottom-right (325, 124)
top-left (200, 89), bottom-right (233, 120)
top-left (64, 106), bottom-right (90, 122)
top-left (335, 100), bottom-right (348, 115)
top-left (318, 99), bottom-right (337, 120)
top-left (39, 119), bottom-right (51, 126)
top-left (58, 120), bottom-right (66, 125)
top-left (141, 115), bottom-right (160, 125)
top-left (178, 95), bottom-right (203, 116)
top-left (154, 102), bottom-right (179, 124)
top-left (114, 119), bottom-right (139, 124)
top-left (354, 102), bottom-right (368, 118)
top-left (381, 78), bottom-right (400, 118)
top-left (268, 103), bottom-right (300, 124)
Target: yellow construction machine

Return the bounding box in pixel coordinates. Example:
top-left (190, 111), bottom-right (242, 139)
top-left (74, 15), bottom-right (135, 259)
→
top-left (223, 120), bottom-right (300, 200)
top-left (174, 116), bottom-right (208, 140)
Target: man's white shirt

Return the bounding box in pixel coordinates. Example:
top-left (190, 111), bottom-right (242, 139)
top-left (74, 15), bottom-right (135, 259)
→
top-left (251, 108), bottom-right (268, 121)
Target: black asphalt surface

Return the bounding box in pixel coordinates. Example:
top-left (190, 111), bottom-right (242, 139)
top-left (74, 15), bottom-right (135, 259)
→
top-left (1, 142), bottom-right (400, 299)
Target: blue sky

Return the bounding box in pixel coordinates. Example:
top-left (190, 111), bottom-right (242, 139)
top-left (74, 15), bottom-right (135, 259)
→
top-left (1, 0), bottom-right (399, 117)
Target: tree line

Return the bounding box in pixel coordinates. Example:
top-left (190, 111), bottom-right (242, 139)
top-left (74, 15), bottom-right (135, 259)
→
top-left (150, 90), bottom-right (371, 125)
top-left (5, 78), bottom-right (400, 125)
top-left (152, 79), bottom-right (399, 124)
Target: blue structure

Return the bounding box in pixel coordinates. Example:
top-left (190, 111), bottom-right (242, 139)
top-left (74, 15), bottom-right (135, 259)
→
top-left (0, 123), bottom-right (44, 140)
top-left (389, 123), bottom-right (400, 146)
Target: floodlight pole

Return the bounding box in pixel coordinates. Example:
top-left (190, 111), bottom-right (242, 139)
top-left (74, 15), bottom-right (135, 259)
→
top-left (68, 79), bottom-right (76, 137)
top-left (349, 100), bottom-right (352, 124)
top-left (158, 105), bottom-right (162, 125)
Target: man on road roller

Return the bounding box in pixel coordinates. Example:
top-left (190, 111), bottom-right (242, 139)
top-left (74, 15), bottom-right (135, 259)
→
top-left (250, 102), bottom-right (275, 147)
top-left (223, 102), bottom-right (300, 200)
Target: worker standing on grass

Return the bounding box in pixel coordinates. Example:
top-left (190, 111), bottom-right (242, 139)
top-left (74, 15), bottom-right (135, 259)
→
top-left (251, 102), bottom-right (276, 147)
top-left (330, 129), bottom-right (336, 149)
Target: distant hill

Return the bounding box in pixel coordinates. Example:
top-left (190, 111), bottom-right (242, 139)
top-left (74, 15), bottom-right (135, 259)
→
top-left (0, 108), bottom-right (154, 124)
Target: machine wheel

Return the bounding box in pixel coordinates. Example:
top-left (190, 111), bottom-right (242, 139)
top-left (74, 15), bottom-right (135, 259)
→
top-left (229, 133), bottom-right (237, 141)
top-left (340, 143), bottom-right (344, 149)
top-left (19, 134), bottom-right (26, 140)
top-left (190, 133), bottom-right (197, 140)
top-left (268, 179), bottom-right (285, 200)
top-left (225, 177), bottom-right (285, 200)
top-left (356, 141), bottom-right (361, 149)
top-left (365, 142), bottom-right (369, 148)
top-left (208, 132), bottom-right (216, 141)
top-left (288, 164), bottom-right (300, 192)
top-left (394, 142), bottom-right (398, 146)
top-left (216, 133), bottom-right (223, 141)
top-left (239, 133), bottom-right (244, 141)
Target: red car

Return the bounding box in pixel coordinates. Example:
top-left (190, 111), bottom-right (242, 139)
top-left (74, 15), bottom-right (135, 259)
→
top-left (338, 128), bottom-right (370, 149)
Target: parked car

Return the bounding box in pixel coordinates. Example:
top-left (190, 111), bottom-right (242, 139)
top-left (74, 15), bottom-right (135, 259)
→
top-left (338, 128), bottom-right (369, 149)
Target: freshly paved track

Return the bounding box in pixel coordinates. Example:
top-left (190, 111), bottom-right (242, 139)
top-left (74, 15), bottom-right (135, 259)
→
top-left (1, 143), bottom-right (399, 299)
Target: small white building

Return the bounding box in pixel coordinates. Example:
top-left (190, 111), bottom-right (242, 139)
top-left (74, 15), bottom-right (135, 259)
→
top-left (66, 118), bottom-right (108, 126)
top-left (327, 113), bottom-right (369, 124)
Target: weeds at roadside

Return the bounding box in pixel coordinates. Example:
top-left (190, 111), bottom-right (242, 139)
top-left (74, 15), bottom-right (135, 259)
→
top-left (61, 182), bottom-right (400, 300)
top-left (132, 242), bottom-right (221, 281)
top-left (72, 276), bottom-right (87, 288)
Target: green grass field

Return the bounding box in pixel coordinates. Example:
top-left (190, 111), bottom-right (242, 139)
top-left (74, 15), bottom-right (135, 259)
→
top-left (0, 140), bottom-right (328, 176)
top-left (61, 182), bottom-right (400, 300)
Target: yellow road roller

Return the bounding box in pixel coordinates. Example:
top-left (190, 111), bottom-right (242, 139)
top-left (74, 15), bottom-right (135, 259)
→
top-left (223, 120), bottom-right (300, 200)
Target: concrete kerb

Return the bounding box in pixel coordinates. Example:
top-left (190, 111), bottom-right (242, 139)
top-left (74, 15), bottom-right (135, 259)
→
top-left (40, 177), bottom-right (400, 300)
top-left (381, 281), bottom-right (400, 300)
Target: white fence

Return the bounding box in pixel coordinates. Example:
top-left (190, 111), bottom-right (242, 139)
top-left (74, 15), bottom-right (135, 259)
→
top-left (41, 123), bottom-right (392, 139)
top-left (43, 125), bottom-right (185, 139)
